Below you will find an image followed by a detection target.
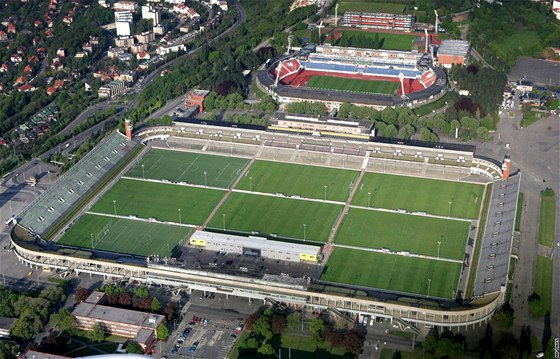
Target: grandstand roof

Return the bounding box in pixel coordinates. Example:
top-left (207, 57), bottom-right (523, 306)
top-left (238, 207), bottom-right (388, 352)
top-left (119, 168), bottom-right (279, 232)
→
top-left (438, 40), bottom-right (470, 57)
top-left (191, 230), bottom-right (321, 256)
top-left (275, 113), bottom-right (374, 130)
top-left (18, 131), bottom-right (136, 236)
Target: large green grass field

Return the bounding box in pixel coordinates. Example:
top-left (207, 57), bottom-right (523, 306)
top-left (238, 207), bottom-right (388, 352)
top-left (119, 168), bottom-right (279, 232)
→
top-left (207, 192), bottom-right (343, 242)
top-left (335, 30), bottom-right (416, 51)
top-left (237, 160), bottom-right (359, 202)
top-left (127, 149), bottom-right (249, 188)
top-left (531, 255), bottom-right (553, 317)
top-left (493, 31), bottom-right (540, 55)
top-left (90, 179), bottom-right (225, 225)
top-left (306, 76), bottom-right (399, 95)
top-left (352, 172), bottom-right (484, 219)
top-left (335, 0), bottom-right (406, 14)
top-left (335, 208), bottom-right (470, 260)
top-left (322, 248), bottom-right (461, 298)
top-left (537, 188), bottom-right (556, 247)
top-left (59, 214), bottom-right (190, 257)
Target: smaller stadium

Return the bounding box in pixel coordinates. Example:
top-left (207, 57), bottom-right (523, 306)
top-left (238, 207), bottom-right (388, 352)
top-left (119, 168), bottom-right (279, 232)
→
top-left (257, 44), bottom-right (447, 110)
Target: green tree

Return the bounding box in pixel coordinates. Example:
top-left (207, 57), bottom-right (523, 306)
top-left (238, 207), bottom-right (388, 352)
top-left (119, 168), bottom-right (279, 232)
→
top-left (126, 341), bottom-right (144, 354)
top-left (49, 308), bottom-right (75, 333)
top-left (286, 312), bottom-right (301, 330)
top-left (151, 297), bottom-right (162, 313)
top-left (271, 315), bottom-right (286, 334)
top-left (156, 324), bottom-right (169, 341)
top-left (398, 124), bottom-right (415, 139)
top-left (0, 340), bottom-right (19, 359)
top-left (253, 317), bottom-right (273, 340)
top-left (88, 323), bottom-right (106, 342)
top-left (492, 303), bottom-right (515, 329)
top-left (135, 287), bottom-right (150, 298)
top-left (423, 334), bottom-right (438, 354)
top-left (309, 318), bottom-right (324, 337)
top-left (257, 342), bottom-right (275, 356)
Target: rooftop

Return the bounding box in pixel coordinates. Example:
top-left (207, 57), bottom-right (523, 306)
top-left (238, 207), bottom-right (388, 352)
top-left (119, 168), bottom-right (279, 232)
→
top-left (191, 230), bottom-right (321, 255)
top-left (73, 302), bottom-right (165, 329)
top-left (20, 351), bottom-right (69, 359)
top-left (438, 40), bottom-right (470, 56)
top-left (0, 316), bottom-right (15, 329)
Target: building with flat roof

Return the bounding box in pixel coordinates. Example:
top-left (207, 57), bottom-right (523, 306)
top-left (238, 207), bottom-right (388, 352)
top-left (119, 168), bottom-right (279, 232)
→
top-left (72, 292), bottom-right (165, 350)
top-left (189, 230), bottom-right (321, 263)
top-left (0, 316), bottom-right (15, 338)
top-left (342, 12), bottom-right (414, 31)
top-left (437, 40), bottom-right (470, 68)
top-left (98, 81), bottom-right (126, 99)
top-left (184, 89), bottom-right (210, 115)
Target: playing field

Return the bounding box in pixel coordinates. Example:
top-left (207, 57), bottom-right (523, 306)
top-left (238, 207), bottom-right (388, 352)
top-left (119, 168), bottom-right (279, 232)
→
top-left (90, 179), bottom-right (225, 225)
top-left (59, 214), bottom-right (190, 257)
top-left (336, 30), bottom-right (416, 51)
top-left (306, 76), bottom-right (399, 95)
top-left (352, 172), bottom-right (484, 219)
top-left (335, 208), bottom-right (470, 260)
top-left (322, 248), bottom-right (462, 298)
top-left (207, 192), bottom-right (343, 242)
top-left (126, 148), bottom-right (249, 188)
top-left (237, 160), bottom-right (359, 202)
top-left (336, 0), bottom-right (405, 14)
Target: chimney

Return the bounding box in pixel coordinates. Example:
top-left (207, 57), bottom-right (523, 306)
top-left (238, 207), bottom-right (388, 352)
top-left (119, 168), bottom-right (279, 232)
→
top-left (502, 156), bottom-right (511, 179)
top-left (125, 119), bottom-right (133, 140)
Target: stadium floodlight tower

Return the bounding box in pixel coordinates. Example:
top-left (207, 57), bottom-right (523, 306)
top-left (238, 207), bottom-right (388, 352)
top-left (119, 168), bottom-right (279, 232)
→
top-left (273, 61), bottom-right (283, 87)
top-left (334, 3), bottom-right (339, 26)
top-left (434, 10), bottom-right (439, 34)
top-left (287, 35), bottom-right (293, 54)
top-left (398, 72), bottom-right (407, 98)
top-left (317, 21), bottom-right (324, 45)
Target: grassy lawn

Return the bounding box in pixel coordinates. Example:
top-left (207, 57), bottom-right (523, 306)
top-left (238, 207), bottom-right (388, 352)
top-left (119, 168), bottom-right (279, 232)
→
top-left (515, 192), bottom-right (524, 231)
top-left (388, 330), bottom-right (415, 339)
top-left (237, 160), bottom-right (359, 202)
top-left (335, 208), bottom-right (470, 260)
top-left (537, 188), bottom-right (556, 247)
top-left (531, 255), bottom-right (553, 316)
top-left (380, 348), bottom-right (424, 359)
top-left (493, 31), bottom-right (540, 56)
top-left (208, 192), bottom-right (343, 242)
top-left (352, 172), bottom-right (484, 219)
top-left (322, 248), bottom-right (462, 298)
top-left (521, 108), bottom-right (547, 128)
top-left (413, 91), bottom-right (458, 116)
top-left (59, 214), bottom-right (191, 256)
top-left (91, 179), bottom-right (225, 225)
top-left (127, 148), bottom-right (249, 188)
top-left (335, 1), bottom-right (406, 14)
top-left (335, 30), bottom-right (416, 51)
top-left (306, 75), bottom-right (399, 95)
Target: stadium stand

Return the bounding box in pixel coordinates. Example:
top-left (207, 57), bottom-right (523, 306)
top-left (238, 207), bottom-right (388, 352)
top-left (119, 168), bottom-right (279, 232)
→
top-left (18, 132), bottom-right (136, 236)
top-left (299, 61), bottom-right (421, 78)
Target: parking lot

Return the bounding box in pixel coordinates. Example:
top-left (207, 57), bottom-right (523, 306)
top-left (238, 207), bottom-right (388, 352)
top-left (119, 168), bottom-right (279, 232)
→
top-left (166, 296), bottom-right (251, 359)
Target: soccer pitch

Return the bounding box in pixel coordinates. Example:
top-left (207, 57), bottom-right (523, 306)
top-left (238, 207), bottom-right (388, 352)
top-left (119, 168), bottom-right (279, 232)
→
top-left (306, 76), bottom-right (399, 95)
top-left (126, 148), bottom-right (249, 188)
top-left (335, 208), bottom-right (470, 260)
top-left (337, 30), bottom-right (416, 51)
top-left (322, 248), bottom-right (462, 298)
top-left (59, 214), bottom-right (190, 257)
top-left (352, 172), bottom-right (484, 219)
top-left (90, 179), bottom-right (225, 225)
top-left (237, 160), bottom-right (359, 202)
top-left (207, 192), bottom-right (343, 242)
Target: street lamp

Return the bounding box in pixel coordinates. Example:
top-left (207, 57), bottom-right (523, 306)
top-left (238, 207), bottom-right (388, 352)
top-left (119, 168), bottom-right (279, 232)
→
top-left (448, 201), bottom-right (452, 218)
top-left (222, 213), bottom-right (226, 231)
top-left (303, 223), bottom-right (307, 241)
top-left (324, 185), bottom-right (327, 201)
top-left (141, 164), bottom-right (145, 180)
top-left (437, 240), bottom-right (442, 260)
top-left (427, 278), bottom-right (432, 298)
top-left (178, 208), bottom-right (181, 224)
top-left (113, 200), bottom-right (117, 216)
top-left (368, 192), bottom-right (371, 208)
top-left (204, 171), bottom-right (207, 187)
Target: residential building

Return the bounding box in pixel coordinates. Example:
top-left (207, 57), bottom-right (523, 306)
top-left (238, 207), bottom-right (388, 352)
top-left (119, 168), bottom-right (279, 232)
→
top-left (72, 292), bottom-right (164, 350)
top-left (115, 36), bottom-right (135, 48)
top-left (131, 43), bottom-right (148, 54)
top-left (141, 5), bottom-right (161, 25)
top-left (0, 31), bottom-right (7, 40)
top-left (0, 317), bottom-right (15, 338)
top-left (115, 11), bottom-right (134, 37)
top-left (153, 24), bottom-right (167, 35)
top-left (108, 47), bottom-right (126, 59)
top-left (136, 31), bottom-right (155, 44)
top-left (113, 0), bottom-right (138, 12)
top-left (98, 80), bottom-right (126, 99)
top-left (156, 43), bottom-right (186, 55)
top-left (115, 70), bottom-right (137, 82)
top-left (185, 89), bottom-right (209, 113)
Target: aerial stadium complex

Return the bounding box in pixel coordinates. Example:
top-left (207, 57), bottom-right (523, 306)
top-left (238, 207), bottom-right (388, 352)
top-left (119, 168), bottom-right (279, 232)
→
top-left (256, 42), bottom-right (447, 111)
top-left (9, 113), bottom-right (521, 331)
